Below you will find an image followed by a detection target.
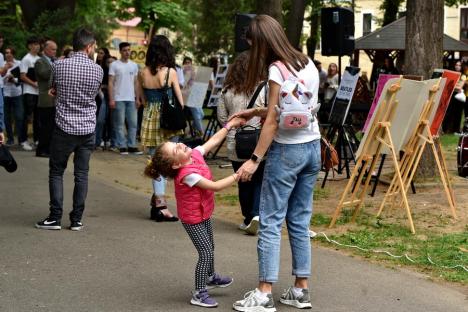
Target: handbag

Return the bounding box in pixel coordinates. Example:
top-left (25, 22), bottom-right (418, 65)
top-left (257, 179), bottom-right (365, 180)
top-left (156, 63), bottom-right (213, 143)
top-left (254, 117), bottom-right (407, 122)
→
top-left (160, 68), bottom-right (187, 131)
top-left (235, 81), bottom-right (268, 159)
top-left (320, 137), bottom-right (339, 173)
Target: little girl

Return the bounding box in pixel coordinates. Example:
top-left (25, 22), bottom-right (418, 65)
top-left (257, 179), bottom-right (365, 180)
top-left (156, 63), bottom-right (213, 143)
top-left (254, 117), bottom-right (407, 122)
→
top-left (144, 117), bottom-right (245, 308)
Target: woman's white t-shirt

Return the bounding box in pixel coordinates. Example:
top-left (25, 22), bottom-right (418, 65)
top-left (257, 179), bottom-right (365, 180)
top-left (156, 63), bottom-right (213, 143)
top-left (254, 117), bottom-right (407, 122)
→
top-left (268, 59), bottom-right (320, 144)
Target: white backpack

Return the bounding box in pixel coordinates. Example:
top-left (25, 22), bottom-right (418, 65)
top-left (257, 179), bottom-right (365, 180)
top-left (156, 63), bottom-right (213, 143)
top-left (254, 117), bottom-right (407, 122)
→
top-left (271, 61), bottom-right (319, 130)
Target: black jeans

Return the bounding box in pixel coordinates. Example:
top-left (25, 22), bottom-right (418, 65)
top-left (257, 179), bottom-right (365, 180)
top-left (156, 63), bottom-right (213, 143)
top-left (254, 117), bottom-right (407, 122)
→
top-left (36, 107), bottom-right (55, 155)
top-left (48, 127), bottom-right (95, 222)
top-left (231, 160), bottom-right (265, 225)
top-left (23, 94), bottom-right (39, 142)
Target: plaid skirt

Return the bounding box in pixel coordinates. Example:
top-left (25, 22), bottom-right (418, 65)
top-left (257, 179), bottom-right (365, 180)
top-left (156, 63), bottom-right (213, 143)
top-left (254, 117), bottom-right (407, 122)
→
top-left (140, 101), bottom-right (184, 148)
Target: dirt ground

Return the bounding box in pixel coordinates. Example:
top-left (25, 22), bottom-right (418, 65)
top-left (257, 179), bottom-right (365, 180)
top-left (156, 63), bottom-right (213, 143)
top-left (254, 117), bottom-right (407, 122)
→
top-left (88, 146), bottom-right (467, 235)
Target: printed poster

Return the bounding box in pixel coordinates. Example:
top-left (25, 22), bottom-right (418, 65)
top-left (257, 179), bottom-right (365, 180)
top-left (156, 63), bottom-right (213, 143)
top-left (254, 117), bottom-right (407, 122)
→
top-left (184, 66), bottom-right (212, 108)
top-left (329, 66), bottom-right (360, 125)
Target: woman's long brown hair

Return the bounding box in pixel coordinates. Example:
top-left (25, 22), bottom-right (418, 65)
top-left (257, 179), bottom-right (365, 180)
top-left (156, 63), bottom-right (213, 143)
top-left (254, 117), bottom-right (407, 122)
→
top-left (245, 15), bottom-right (309, 93)
top-left (223, 51), bottom-right (256, 95)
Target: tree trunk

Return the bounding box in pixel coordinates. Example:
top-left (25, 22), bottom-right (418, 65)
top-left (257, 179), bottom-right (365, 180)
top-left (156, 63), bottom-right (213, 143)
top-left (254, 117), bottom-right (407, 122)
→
top-left (405, 0), bottom-right (444, 179)
top-left (306, 0), bottom-right (321, 59)
top-left (19, 0), bottom-right (75, 29)
top-left (404, 0), bottom-right (443, 79)
top-left (286, 0), bottom-right (306, 49)
top-left (256, 0), bottom-right (283, 25)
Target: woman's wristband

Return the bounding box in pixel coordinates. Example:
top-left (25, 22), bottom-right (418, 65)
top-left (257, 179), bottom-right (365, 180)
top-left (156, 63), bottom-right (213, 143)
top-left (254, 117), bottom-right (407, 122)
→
top-left (223, 123), bottom-right (231, 131)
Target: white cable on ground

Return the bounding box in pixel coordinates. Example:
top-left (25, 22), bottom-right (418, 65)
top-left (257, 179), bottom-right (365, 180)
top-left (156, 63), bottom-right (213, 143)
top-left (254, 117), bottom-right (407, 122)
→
top-left (312, 231), bottom-right (468, 272)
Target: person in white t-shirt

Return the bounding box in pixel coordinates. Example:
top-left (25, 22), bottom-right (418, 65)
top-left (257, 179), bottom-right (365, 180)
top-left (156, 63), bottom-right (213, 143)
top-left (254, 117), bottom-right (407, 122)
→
top-left (232, 15), bottom-right (320, 312)
top-left (20, 36), bottom-right (41, 149)
top-left (2, 47), bottom-right (27, 147)
top-left (108, 42), bottom-right (142, 155)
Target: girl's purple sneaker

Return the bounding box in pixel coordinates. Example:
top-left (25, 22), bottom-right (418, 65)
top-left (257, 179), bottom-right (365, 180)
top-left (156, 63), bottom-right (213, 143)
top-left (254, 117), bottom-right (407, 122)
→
top-left (206, 273), bottom-right (233, 289)
top-left (191, 289), bottom-right (218, 308)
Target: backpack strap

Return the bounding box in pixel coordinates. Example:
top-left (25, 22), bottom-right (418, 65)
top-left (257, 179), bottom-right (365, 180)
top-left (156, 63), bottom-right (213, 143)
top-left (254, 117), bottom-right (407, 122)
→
top-left (271, 61), bottom-right (290, 81)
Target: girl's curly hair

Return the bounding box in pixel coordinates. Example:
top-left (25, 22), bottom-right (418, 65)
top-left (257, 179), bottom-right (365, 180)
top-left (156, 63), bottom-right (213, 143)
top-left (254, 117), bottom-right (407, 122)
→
top-left (144, 143), bottom-right (178, 180)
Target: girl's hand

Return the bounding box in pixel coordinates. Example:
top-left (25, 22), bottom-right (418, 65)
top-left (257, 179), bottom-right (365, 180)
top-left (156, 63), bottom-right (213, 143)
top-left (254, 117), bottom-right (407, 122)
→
top-left (227, 117), bottom-right (246, 129)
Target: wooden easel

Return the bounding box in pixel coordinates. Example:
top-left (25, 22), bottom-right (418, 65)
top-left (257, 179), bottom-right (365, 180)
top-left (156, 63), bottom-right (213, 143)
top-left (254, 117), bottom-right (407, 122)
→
top-left (377, 79), bottom-right (457, 224)
top-left (329, 77), bottom-right (413, 230)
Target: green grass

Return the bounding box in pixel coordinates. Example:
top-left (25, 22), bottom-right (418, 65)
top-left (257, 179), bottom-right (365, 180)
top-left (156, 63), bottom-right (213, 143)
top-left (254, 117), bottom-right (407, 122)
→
top-left (215, 193), bottom-right (239, 206)
top-left (311, 215), bottom-right (468, 283)
top-left (439, 134), bottom-right (459, 150)
top-left (313, 187), bottom-right (330, 201)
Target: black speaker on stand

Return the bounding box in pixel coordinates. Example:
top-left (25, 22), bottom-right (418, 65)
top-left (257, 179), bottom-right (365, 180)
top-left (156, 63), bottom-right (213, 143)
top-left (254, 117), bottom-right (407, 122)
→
top-left (235, 13), bottom-right (256, 53)
top-left (321, 7), bottom-right (355, 84)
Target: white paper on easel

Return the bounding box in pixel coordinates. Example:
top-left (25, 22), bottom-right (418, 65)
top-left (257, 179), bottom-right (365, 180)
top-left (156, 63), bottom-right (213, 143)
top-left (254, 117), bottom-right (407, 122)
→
top-left (356, 78), bottom-right (401, 158)
top-left (380, 79), bottom-right (428, 154)
top-left (185, 66), bottom-right (212, 108)
top-left (383, 78), bottom-right (446, 154)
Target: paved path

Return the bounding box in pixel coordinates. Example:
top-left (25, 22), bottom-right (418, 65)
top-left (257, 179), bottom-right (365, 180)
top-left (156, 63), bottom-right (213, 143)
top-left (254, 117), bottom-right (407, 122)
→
top-left (0, 151), bottom-right (466, 312)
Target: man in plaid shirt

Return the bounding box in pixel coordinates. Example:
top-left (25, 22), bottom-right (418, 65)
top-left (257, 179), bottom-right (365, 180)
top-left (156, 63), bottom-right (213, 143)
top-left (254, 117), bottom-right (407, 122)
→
top-left (35, 28), bottom-right (103, 231)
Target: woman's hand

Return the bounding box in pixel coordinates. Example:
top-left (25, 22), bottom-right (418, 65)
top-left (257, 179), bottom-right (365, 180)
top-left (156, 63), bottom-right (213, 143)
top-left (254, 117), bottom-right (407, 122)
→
top-left (228, 108), bottom-right (257, 122)
top-left (236, 159), bottom-right (260, 182)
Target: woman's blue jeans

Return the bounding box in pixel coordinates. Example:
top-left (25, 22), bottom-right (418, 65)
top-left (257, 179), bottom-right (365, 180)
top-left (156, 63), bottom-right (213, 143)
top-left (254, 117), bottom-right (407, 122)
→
top-left (3, 95), bottom-right (25, 144)
top-left (257, 139), bottom-right (321, 283)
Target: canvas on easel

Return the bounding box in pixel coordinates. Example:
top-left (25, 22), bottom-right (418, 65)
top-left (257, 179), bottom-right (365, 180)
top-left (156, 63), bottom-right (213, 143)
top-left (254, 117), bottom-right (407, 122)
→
top-left (378, 77), bottom-right (458, 225)
top-left (330, 77), bottom-right (409, 230)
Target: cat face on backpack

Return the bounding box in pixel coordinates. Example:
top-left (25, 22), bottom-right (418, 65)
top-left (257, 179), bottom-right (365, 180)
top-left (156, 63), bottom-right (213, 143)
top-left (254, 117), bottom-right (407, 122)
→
top-left (279, 79), bottom-right (313, 108)
top-left (277, 78), bottom-right (318, 129)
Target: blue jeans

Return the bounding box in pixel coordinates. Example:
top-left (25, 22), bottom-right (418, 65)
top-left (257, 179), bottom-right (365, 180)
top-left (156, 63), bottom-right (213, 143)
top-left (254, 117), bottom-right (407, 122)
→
top-left (257, 140), bottom-right (321, 282)
top-left (95, 96), bottom-right (108, 146)
top-left (188, 106), bottom-right (204, 133)
top-left (4, 96), bottom-right (26, 143)
top-left (113, 101), bottom-right (137, 148)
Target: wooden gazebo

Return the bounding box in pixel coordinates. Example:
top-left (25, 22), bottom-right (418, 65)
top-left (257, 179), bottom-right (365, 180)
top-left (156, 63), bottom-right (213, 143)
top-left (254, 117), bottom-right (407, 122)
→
top-left (353, 17), bottom-right (468, 67)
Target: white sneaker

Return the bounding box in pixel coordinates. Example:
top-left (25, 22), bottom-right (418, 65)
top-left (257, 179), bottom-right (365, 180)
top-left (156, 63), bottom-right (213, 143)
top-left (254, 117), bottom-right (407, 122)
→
top-left (245, 216), bottom-right (259, 235)
top-left (309, 230), bottom-right (317, 238)
top-left (233, 289), bottom-right (276, 312)
top-left (20, 141), bottom-right (33, 151)
top-left (239, 223), bottom-right (248, 231)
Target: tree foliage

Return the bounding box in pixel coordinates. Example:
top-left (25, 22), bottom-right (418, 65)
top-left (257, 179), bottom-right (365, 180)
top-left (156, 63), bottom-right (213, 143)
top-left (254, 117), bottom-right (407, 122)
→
top-left (0, 0), bottom-right (117, 57)
top-left (116, 0), bottom-right (189, 39)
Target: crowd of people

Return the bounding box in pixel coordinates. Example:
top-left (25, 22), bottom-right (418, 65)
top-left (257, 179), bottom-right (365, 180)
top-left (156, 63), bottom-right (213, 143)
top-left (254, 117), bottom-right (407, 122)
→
top-left (0, 17), bottom-right (323, 310)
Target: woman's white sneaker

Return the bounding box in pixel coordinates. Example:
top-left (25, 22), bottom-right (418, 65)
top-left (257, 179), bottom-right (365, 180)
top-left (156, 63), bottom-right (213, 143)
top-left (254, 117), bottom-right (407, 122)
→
top-left (279, 286), bottom-right (312, 309)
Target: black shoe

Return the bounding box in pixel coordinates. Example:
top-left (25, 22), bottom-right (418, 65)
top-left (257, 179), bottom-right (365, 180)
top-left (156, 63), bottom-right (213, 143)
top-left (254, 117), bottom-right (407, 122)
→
top-left (35, 152), bottom-right (50, 158)
top-left (128, 147), bottom-right (143, 155)
top-left (35, 218), bottom-right (61, 230)
top-left (150, 206), bottom-right (179, 222)
top-left (69, 221), bottom-right (83, 231)
top-left (119, 148), bottom-right (128, 155)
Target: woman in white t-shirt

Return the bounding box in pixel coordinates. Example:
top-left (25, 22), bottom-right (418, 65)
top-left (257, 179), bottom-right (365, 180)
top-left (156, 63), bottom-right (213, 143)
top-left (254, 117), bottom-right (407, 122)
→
top-left (232, 15), bottom-right (321, 312)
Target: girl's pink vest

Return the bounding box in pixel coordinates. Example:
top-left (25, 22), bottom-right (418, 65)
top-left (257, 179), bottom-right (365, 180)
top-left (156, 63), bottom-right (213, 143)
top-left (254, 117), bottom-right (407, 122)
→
top-left (174, 149), bottom-right (215, 224)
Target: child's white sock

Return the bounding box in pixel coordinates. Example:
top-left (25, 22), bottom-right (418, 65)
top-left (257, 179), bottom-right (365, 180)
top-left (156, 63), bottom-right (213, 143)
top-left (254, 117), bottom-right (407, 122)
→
top-left (292, 287), bottom-right (304, 297)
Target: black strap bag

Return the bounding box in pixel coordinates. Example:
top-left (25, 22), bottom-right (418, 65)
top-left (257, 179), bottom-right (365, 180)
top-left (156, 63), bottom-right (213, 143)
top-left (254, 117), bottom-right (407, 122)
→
top-left (160, 68), bottom-right (186, 131)
top-left (234, 81), bottom-right (268, 160)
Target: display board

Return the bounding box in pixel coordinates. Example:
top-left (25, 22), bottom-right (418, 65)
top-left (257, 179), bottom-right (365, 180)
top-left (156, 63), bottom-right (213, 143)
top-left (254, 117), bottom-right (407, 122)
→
top-left (328, 66), bottom-right (360, 125)
top-left (183, 66), bottom-right (212, 108)
top-left (429, 70), bottom-right (461, 136)
top-left (207, 64), bottom-right (229, 107)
